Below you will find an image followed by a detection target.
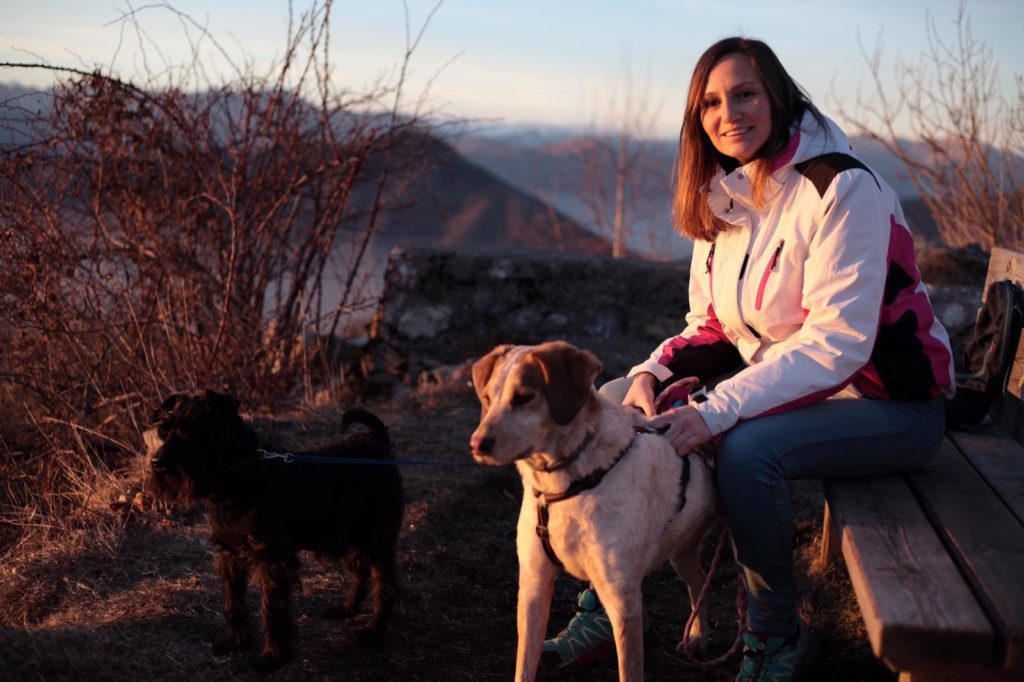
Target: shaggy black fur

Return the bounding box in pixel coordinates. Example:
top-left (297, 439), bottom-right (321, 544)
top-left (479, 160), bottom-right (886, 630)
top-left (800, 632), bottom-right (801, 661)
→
top-left (145, 390), bottom-right (404, 670)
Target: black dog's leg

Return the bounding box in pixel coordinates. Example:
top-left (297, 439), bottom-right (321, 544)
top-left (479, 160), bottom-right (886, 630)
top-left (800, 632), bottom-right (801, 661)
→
top-left (324, 549), bottom-right (369, 620)
top-left (253, 553), bottom-right (300, 670)
top-left (211, 546), bottom-right (252, 655)
top-left (364, 553), bottom-right (400, 641)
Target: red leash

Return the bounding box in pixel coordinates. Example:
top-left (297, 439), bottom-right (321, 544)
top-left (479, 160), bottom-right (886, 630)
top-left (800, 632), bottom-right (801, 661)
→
top-left (678, 525), bottom-right (748, 668)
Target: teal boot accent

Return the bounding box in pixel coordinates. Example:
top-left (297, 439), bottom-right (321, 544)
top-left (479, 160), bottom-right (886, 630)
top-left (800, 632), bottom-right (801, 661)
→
top-left (539, 588), bottom-right (615, 673)
top-left (736, 619), bottom-right (813, 681)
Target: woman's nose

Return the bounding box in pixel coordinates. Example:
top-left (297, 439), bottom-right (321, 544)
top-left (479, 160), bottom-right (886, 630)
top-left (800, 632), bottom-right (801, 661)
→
top-left (722, 97), bottom-right (740, 121)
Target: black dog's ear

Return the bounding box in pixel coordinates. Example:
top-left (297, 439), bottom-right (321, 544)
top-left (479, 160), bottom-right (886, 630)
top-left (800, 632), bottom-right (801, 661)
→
top-left (204, 389), bottom-right (241, 416)
top-left (151, 394), bottom-right (184, 424)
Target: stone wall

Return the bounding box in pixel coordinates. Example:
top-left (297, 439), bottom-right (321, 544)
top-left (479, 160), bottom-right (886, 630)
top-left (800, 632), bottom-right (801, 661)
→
top-left (363, 246), bottom-right (985, 393)
top-left (363, 247), bottom-right (692, 390)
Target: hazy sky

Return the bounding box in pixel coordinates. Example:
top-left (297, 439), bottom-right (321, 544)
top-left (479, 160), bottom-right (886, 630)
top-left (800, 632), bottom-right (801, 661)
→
top-left (2, 0), bottom-right (1022, 139)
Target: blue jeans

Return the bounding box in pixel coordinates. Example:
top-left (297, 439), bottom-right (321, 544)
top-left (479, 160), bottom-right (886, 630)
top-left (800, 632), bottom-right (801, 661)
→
top-left (599, 378), bottom-right (945, 635)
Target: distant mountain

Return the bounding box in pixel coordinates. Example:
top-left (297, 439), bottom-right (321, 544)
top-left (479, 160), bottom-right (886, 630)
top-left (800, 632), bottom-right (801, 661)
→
top-left (0, 80), bottom-right (944, 261)
top-left (0, 82), bottom-right (607, 256)
top-left (320, 130), bottom-right (617, 320)
top-left (453, 131), bottom-right (688, 260)
top-left (365, 132), bottom-right (611, 255)
top-left (452, 126), bottom-right (943, 254)
top-left (0, 82), bottom-right (617, 333)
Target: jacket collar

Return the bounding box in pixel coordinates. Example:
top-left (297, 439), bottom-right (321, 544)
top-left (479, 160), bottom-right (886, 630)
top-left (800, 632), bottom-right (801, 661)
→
top-left (707, 111), bottom-right (851, 223)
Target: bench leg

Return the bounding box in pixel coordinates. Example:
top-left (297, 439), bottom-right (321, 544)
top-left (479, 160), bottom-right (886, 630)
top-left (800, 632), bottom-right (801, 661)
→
top-left (897, 665), bottom-right (1023, 681)
top-left (814, 500), bottom-right (841, 573)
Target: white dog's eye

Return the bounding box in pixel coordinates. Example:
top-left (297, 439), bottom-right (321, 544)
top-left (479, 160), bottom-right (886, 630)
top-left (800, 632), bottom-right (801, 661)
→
top-left (511, 392), bottom-right (535, 407)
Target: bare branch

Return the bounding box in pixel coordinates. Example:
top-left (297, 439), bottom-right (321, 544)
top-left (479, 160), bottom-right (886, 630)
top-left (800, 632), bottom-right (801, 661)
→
top-left (834, 0), bottom-right (1023, 250)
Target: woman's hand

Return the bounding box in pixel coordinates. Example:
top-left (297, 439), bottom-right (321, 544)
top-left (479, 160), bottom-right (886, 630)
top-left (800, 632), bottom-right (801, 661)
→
top-left (645, 406), bottom-right (713, 456)
top-left (622, 372), bottom-right (658, 417)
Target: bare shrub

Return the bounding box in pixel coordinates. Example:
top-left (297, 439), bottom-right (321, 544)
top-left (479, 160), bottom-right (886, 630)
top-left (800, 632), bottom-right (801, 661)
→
top-left (836, 0), bottom-right (1024, 250)
top-left (577, 54), bottom-right (666, 259)
top-left (0, 1), bottom-right (445, 551)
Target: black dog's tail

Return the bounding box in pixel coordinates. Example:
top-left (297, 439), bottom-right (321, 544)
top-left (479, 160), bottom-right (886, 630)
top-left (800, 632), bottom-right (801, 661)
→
top-left (341, 407), bottom-right (392, 451)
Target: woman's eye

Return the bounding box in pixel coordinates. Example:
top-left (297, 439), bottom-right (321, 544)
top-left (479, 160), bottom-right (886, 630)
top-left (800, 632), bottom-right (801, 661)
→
top-left (511, 392), bottom-right (535, 407)
top-left (702, 98), bottom-right (719, 108)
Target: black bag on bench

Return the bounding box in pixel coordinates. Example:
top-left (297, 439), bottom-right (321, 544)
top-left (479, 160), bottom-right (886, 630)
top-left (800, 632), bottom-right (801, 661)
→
top-left (945, 279), bottom-right (1024, 427)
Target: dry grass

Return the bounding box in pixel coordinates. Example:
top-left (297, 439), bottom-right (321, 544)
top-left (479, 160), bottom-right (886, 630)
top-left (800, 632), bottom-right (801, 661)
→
top-left (0, 375), bottom-right (894, 681)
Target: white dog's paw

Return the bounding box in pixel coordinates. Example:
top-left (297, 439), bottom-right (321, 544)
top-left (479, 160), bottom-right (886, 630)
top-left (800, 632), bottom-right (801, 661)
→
top-left (675, 628), bottom-right (708, 655)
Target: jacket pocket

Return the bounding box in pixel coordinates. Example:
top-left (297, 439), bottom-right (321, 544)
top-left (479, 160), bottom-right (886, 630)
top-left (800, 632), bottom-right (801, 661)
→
top-left (754, 240), bottom-right (784, 311)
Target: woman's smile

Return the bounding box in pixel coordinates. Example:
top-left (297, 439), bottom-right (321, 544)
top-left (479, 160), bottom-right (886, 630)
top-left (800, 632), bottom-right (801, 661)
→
top-left (701, 54), bottom-right (772, 164)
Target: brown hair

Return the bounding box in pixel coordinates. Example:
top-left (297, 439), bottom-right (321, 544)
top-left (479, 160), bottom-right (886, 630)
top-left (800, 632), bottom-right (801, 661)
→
top-left (673, 37), bottom-right (824, 241)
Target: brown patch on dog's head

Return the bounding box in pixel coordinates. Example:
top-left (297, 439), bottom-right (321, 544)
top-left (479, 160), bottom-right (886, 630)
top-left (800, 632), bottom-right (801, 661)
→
top-left (526, 341), bottom-right (602, 425)
top-left (470, 342), bottom-right (603, 465)
top-left (471, 344), bottom-right (515, 413)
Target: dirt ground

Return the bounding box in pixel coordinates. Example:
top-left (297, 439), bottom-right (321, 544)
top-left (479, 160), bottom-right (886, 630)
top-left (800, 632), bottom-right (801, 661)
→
top-left (0, 376), bottom-right (897, 681)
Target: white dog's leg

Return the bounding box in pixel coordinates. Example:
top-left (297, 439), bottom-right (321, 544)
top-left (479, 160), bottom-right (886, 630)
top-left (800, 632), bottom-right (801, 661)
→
top-left (514, 560), bottom-right (557, 682)
top-left (670, 540), bottom-right (709, 654)
top-left (592, 578), bottom-right (645, 682)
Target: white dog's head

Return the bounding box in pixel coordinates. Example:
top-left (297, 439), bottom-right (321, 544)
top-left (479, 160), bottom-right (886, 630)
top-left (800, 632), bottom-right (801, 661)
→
top-left (469, 341), bottom-right (602, 466)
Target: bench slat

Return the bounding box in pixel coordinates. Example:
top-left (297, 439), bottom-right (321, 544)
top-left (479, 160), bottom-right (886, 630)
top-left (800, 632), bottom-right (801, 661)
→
top-left (825, 470), bottom-right (993, 670)
top-left (909, 435), bottom-right (1024, 670)
top-left (1007, 336), bottom-right (1024, 401)
top-left (983, 247), bottom-right (1024, 295)
top-left (947, 429), bottom-right (1024, 526)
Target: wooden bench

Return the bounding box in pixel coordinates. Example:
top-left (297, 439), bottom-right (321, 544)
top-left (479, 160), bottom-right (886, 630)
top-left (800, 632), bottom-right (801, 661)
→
top-left (819, 247), bottom-right (1024, 682)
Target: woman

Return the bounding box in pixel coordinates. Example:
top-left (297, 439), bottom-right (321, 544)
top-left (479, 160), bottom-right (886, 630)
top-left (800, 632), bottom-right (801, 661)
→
top-left (542, 37), bottom-right (954, 681)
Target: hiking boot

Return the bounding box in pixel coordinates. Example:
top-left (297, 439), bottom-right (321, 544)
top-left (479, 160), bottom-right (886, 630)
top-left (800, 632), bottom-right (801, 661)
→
top-left (539, 588), bottom-right (615, 674)
top-left (538, 587), bottom-right (652, 674)
top-left (736, 619), bottom-right (813, 681)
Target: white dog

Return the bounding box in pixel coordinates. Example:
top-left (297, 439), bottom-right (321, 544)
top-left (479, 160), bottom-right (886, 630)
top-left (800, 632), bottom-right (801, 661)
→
top-left (469, 341), bottom-right (717, 682)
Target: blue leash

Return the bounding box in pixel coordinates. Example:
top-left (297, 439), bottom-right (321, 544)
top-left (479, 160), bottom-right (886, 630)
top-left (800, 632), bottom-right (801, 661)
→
top-left (256, 449), bottom-right (480, 468)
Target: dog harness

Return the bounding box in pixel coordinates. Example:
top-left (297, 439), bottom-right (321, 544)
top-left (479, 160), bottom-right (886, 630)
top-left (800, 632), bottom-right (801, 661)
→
top-left (523, 431), bottom-right (595, 473)
top-left (531, 431), bottom-right (692, 571)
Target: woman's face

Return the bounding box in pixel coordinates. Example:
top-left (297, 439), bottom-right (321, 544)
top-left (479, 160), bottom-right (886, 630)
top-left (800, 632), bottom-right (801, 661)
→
top-left (700, 53), bottom-right (772, 165)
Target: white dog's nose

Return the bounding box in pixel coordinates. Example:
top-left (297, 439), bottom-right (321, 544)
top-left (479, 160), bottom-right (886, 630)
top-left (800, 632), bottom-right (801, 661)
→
top-left (470, 433), bottom-right (494, 456)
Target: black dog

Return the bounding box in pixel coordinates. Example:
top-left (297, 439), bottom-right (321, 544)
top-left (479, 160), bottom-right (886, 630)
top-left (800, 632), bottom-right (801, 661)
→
top-left (146, 390), bottom-right (404, 670)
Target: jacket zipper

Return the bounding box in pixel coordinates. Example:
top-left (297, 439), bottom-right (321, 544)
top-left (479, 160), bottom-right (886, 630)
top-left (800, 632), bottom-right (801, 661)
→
top-left (705, 242), bottom-right (716, 299)
top-left (755, 240), bottom-right (785, 311)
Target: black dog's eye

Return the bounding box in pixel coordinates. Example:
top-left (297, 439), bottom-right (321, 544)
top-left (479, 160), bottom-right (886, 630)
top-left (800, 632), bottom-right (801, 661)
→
top-left (511, 392), bottom-right (535, 407)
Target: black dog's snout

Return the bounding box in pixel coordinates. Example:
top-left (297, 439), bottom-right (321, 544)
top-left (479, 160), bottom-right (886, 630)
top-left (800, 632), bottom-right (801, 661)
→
top-left (150, 451), bottom-right (171, 471)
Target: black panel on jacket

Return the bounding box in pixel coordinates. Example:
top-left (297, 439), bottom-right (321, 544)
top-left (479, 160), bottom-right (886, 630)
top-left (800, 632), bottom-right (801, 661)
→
top-left (872, 310), bottom-right (937, 401)
top-left (665, 341), bottom-right (744, 388)
top-left (884, 262), bottom-right (917, 306)
top-left (795, 153), bottom-right (880, 198)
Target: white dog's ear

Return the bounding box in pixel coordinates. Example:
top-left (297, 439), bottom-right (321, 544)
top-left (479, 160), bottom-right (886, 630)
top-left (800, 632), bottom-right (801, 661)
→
top-left (529, 341), bottom-right (602, 426)
top-left (472, 345), bottom-right (514, 405)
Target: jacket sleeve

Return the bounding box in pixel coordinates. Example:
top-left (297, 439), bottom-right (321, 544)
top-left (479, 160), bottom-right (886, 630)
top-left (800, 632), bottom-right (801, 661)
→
top-left (628, 241), bottom-right (743, 387)
top-left (693, 170), bottom-right (890, 436)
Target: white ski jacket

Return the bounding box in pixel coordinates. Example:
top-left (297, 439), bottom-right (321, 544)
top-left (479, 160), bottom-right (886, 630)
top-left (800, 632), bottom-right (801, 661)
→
top-left (629, 112), bottom-right (955, 436)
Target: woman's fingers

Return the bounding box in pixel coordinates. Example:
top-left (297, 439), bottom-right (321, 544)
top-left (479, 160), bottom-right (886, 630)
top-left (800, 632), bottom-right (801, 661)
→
top-left (622, 374), bottom-right (657, 417)
top-left (647, 407), bottom-right (712, 456)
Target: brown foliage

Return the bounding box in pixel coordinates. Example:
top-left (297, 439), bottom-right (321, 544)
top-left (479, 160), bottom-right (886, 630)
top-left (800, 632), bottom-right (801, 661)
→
top-left (0, 2), bottom-right (443, 552)
top-left (837, 1), bottom-right (1024, 250)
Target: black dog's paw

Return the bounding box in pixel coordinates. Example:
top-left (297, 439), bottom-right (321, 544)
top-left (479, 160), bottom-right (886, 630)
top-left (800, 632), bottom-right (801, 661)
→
top-left (323, 604), bottom-right (358, 620)
top-left (355, 623), bottom-right (388, 647)
top-left (211, 634), bottom-right (252, 657)
top-left (254, 650), bottom-right (291, 672)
